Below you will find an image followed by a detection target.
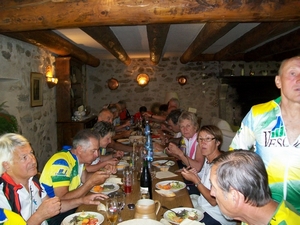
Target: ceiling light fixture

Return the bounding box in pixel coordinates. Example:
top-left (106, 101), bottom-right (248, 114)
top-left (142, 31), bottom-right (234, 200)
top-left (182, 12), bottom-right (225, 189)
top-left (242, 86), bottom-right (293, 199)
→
top-left (136, 73), bottom-right (150, 87)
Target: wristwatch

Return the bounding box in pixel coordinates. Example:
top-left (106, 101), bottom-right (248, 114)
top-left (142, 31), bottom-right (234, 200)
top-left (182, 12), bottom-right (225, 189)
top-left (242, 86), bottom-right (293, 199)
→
top-left (195, 181), bottom-right (201, 187)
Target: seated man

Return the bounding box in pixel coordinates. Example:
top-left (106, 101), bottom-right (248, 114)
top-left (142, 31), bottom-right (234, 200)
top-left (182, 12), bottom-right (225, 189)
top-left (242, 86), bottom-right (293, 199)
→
top-left (153, 108), bottom-right (182, 151)
top-left (0, 133), bottom-right (107, 225)
top-left (86, 121), bottom-right (123, 172)
top-left (143, 98), bottom-right (180, 122)
top-left (98, 108), bottom-right (133, 153)
top-left (210, 150), bottom-right (300, 225)
top-left (39, 129), bottom-right (110, 224)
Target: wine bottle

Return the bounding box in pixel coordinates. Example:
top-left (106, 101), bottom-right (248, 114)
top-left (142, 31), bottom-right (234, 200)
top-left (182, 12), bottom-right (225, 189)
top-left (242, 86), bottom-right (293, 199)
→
top-left (140, 159), bottom-right (152, 199)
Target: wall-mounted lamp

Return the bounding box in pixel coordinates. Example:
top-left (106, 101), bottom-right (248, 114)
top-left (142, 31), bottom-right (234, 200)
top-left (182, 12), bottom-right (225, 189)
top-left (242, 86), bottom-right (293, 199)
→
top-left (107, 78), bottom-right (119, 90)
top-left (45, 66), bottom-right (58, 88)
top-left (177, 76), bottom-right (187, 86)
top-left (136, 73), bottom-right (149, 87)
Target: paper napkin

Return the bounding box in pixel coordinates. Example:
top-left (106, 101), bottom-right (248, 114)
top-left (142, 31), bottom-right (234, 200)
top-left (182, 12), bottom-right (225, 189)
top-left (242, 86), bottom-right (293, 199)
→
top-left (155, 171), bottom-right (178, 179)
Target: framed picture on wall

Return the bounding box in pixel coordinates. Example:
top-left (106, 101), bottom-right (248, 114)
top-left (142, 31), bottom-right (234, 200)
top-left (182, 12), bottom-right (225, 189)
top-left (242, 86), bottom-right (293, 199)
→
top-left (30, 72), bottom-right (43, 107)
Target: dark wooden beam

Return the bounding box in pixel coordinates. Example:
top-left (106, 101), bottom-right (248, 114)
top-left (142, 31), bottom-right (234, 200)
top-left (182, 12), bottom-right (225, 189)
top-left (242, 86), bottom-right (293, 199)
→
top-left (81, 26), bottom-right (131, 65)
top-left (180, 23), bottom-right (238, 64)
top-left (0, 0), bottom-right (300, 32)
top-left (213, 22), bottom-right (300, 60)
top-left (147, 24), bottom-right (170, 65)
top-left (244, 28), bottom-right (300, 61)
top-left (2, 30), bottom-right (100, 67)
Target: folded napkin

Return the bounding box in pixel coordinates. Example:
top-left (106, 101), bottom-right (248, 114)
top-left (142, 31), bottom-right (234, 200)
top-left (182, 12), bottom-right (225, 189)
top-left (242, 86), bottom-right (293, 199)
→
top-left (160, 218), bottom-right (172, 225)
top-left (155, 171), bottom-right (178, 179)
top-left (180, 219), bottom-right (205, 225)
top-left (154, 153), bottom-right (169, 158)
top-left (155, 189), bottom-right (176, 197)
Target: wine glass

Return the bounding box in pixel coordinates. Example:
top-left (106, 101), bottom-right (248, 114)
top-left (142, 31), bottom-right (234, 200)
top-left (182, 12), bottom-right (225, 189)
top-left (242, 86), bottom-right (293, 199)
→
top-left (114, 192), bottom-right (126, 222)
top-left (106, 199), bottom-right (119, 225)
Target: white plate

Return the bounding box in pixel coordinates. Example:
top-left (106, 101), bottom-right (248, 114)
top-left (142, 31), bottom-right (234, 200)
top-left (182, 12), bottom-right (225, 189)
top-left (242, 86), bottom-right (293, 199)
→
top-left (61, 211), bottom-right (104, 225)
top-left (117, 161), bottom-right (129, 171)
top-left (152, 160), bottom-right (175, 168)
top-left (163, 207), bottom-right (204, 225)
top-left (90, 183), bottom-right (119, 194)
top-left (156, 180), bottom-right (186, 192)
top-left (117, 138), bottom-right (130, 144)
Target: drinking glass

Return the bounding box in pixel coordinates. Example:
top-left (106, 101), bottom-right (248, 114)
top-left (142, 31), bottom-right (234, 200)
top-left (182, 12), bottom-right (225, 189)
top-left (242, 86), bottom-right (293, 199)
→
top-left (114, 192), bottom-right (126, 222)
top-left (106, 199), bottom-right (119, 225)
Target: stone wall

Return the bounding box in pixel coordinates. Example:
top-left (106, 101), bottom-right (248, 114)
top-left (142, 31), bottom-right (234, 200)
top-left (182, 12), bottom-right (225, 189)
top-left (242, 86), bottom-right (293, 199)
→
top-left (86, 58), bottom-right (279, 126)
top-left (0, 35), bottom-right (57, 171)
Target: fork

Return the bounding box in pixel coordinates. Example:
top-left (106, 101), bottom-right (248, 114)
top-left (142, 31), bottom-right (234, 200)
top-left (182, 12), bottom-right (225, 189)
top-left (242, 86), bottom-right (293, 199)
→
top-left (159, 160), bottom-right (169, 166)
top-left (161, 205), bottom-right (182, 217)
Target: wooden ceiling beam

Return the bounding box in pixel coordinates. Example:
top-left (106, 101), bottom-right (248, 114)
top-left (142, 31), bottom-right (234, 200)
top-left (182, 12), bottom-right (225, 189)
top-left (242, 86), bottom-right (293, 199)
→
top-left (244, 28), bottom-right (300, 61)
top-left (0, 0), bottom-right (299, 32)
top-left (147, 24), bottom-right (170, 65)
top-left (180, 23), bottom-right (238, 64)
top-left (81, 26), bottom-right (131, 65)
top-left (2, 30), bottom-right (100, 67)
top-left (213, 22), bottom-right (300, 60)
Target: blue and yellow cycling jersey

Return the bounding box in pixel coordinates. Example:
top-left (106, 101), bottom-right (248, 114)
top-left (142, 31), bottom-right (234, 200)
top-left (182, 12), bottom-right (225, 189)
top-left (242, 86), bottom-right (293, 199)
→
top-left (230, 97), bottom-right (300, 213)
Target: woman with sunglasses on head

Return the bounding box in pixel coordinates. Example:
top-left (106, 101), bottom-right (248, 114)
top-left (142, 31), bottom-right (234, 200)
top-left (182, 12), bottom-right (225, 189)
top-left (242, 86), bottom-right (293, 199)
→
top-left (181, 125), bottom-right (237, 225)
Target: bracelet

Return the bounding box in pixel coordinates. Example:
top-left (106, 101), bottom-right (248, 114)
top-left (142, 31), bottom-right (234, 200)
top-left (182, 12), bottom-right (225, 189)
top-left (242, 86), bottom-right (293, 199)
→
top-left (195, 181), bottom-right (201, 187)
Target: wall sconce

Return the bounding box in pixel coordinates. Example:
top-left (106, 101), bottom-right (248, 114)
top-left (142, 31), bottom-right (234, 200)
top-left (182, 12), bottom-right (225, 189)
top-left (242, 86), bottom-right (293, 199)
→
top-left (45, 65), bottom-right (58, 88)
top-left (107, 78), bottom-right (119, 90)
top-left (136, 73), bottom-right (150, 87)
top-left (177, 76), bottom-right (187, 86)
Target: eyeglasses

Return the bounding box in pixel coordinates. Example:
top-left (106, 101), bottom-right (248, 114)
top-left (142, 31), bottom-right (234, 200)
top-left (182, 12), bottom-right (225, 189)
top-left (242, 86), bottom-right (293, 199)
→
top-left (198, 137), bottom-right (216, 143)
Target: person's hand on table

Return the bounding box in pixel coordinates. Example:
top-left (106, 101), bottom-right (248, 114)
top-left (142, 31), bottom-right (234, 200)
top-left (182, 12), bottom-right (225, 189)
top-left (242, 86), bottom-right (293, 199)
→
top-left (82, 193), bottom-right (109, 205)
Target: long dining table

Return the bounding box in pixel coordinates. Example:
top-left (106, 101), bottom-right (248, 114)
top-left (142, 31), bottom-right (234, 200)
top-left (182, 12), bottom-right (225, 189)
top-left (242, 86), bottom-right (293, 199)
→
top-left (76, 156), bottom-right (193, 224)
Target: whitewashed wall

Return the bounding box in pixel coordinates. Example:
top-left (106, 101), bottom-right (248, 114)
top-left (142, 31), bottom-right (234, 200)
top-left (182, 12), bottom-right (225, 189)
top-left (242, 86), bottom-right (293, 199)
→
top-left (0, 35), bottom-right (57, 171)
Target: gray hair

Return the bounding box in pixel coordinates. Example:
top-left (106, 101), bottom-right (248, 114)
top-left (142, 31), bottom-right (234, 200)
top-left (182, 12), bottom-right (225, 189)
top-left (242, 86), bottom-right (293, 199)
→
top-left (72, 129), bottom-right (99, 151)
top-left (0, 133), bottom-right (29, 175)
top-left (178, 111), bottom-right (199, 131)
top-left (92, 121), bottom-right (115, 138)
top-left (213, 150), bottom-right (272, 207)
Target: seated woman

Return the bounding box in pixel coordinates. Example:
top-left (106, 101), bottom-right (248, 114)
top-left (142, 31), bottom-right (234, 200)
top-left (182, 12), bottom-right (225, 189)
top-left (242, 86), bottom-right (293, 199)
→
top-left (86, 121), bottom-right (123, 173)
top-left (166, 111), bottom-right (204, 195)
top-left (181, 125), bottom-right (236, 225)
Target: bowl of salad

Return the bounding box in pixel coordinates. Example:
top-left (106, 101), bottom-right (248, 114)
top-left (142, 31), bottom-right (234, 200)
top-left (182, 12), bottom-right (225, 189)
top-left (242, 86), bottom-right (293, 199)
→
top-left (61, 211), bottom-right (104, 225)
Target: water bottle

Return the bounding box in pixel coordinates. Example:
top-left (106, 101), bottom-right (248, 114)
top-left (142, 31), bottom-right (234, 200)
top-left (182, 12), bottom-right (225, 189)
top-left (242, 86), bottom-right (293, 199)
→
top-left (144, 121), bottom-right (153, 162)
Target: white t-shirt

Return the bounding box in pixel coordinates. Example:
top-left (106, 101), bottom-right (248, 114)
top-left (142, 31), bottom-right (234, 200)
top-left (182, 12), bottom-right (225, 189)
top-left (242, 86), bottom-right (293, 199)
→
top-left (194, 160), bottom-right (236, 225)
top-left (0, 177), bottom-right (48, 225)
